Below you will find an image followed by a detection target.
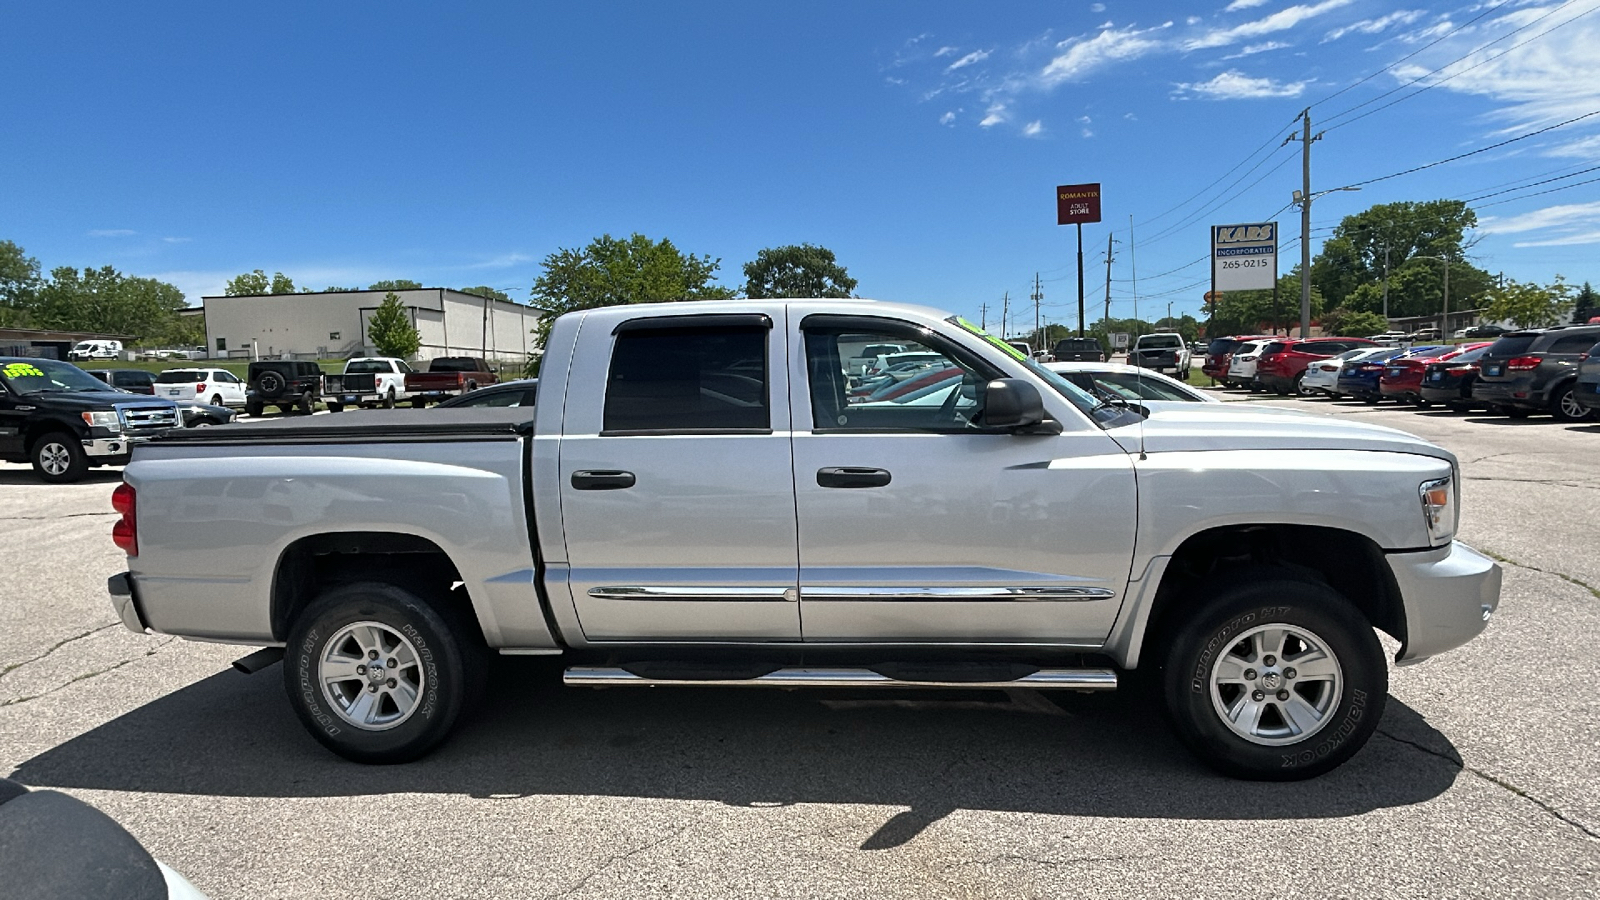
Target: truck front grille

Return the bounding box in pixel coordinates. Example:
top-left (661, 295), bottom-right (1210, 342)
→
top-left (120, 405), bottom-right (179, 433)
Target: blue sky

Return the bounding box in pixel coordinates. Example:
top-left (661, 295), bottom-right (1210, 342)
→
top-left (5, 1), bottom-right (1599, 333)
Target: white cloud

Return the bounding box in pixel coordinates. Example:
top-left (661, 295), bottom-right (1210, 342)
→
top-left (1223, 40), bottom-right (1292, 59)
top-left (939, 111), bottom-right (957, 125)
top-left (935, 46), bottom-right (958, 57)
top-left (979, 103), bottom-right (1008, 127)
top-left (1324, 9), bottom-right (1425, 42)
top-left (1225, 0), bottom-right (1272, 11)
top-left (1090, 3), bottom-right (1106, 11)
top-left (1023, 120), bottom-right (1044, 136)
top-left (1077, 115), bottom-right (1092, 124)
top-left (1082, 127), bottom-right (1096, 138)
top-left (1124, 112), bottom-right (1137, 120)
top-left (1040, 24), bottom-right (1166, 86)
top-left (162, 237), bottom-right (192, 244)
top-left (1186, 16), bottom-right (1203, 25)
top-left (1513, 230), bottom-right (1600, 247)
top-left (1185, 0), bottom-right (1354, 50)
top-left (1480, 200), bottom-right (1600, 235)
top-left (1548, 135), bottom-right (1600, 160)
top-left (88, 229), bottom-right (136, 237)
top-left (946, 48), bottom-right (991, 71)
top-left (1175, 70), bottom-right (1311, 99)
top-left (461, 252), bottom-right (533, 270)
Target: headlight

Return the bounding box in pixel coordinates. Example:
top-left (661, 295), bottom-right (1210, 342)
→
top-left (81, 410), bottom-right (121, 432)
top-left (1419, 475), bottom-right (1456, 546)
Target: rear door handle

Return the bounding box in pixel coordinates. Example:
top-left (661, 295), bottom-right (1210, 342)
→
top-left (817, 467), bottom-right (891, 489)
top-left (572, 470), bottom-right (636, 490)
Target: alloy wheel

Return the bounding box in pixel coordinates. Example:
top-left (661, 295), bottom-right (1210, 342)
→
top-left (318, 621), bottom-right (427, 731)
top-left (1208, 622), bottom-right (1344, 746)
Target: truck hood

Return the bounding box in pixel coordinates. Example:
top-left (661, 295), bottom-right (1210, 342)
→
top-left (17, 390), bottom-right (175, 412)
top-left (1103, 401), bottom-right (1456, 464)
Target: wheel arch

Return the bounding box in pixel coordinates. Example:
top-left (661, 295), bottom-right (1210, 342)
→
top-left (24, 419), bottom-right (85, 452)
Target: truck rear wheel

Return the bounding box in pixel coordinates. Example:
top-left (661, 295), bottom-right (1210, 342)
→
top-left (1161, 576), bottom-right (1386, 780)
top-left (283, 582), bottom-right (485, 763)
top-left (31, 432), bottom-right (88, 483)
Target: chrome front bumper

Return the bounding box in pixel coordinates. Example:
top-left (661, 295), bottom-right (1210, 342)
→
top-left (1389, 541), bottom-right (1502, 665)
top-left (82, 434), bottom-right (158, 458)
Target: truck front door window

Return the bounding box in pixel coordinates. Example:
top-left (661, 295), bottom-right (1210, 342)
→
top-left (803, 327), bottom-right (987, 433)
top-left (603, 327), bottom-right (769, 433)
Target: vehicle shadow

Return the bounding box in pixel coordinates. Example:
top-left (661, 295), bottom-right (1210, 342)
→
top-left (0, 468), bottom-right (123, 486)
top-left (10, 659), bottom-right (1461, 845)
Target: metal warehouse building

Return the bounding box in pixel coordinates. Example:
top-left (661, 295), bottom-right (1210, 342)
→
top-left (202, 288), bottom-right (541, 363)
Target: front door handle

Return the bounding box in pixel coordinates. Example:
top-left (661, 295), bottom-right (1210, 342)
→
top-left (572, 470), bottom-right (636, 490)
top-left (817, 467), bottom-right (892, 489)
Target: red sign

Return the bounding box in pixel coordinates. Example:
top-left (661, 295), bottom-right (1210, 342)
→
top-left (1056, 183), bottom-right (1102, 225)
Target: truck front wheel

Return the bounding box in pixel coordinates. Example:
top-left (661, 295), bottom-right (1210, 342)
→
top-left (1162, 576), bottom-right (1386, 780)
top-left (284, 582), bottom-right (485, 763)
top-left (31, 432), bottom-right (88, 483)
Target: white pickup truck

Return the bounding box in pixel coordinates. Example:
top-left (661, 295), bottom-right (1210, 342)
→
top-left (322, 357), bottom-right (414, 411)
top-left (106, 299), bottom-right (1500, 780)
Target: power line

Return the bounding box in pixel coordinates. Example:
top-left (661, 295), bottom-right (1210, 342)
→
top-left (1131, 116), bottom-right (1301, 230)
top-left (1476, 173), bottom-right (1600, 208)
top-left (1340, 109), bottom-right (1600, 189)
top-left (1461, 163), bottom-right (1600, 203)
top-left (1308, 1), bottom-right (1514, 112)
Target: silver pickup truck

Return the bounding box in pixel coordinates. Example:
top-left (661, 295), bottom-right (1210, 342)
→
top-left (107, 299), bottom-right (1501, 780)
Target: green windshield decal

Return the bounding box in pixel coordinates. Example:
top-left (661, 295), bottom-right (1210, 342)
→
top-left (3, 362), bottom-right (44, 379)
top-left (953, 316), bottom-right (1028, 362)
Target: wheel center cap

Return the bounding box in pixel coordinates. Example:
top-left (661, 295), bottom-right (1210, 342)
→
top-left (1261, 671), bottom-right (1282, 690)
top-left (367, 663), bottom-right (386, 684)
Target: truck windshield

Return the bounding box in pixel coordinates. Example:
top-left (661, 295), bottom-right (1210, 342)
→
top-left (946, 317), bottom-right (1140, 428)
top-left (2, 359), bottom-right (113, 393)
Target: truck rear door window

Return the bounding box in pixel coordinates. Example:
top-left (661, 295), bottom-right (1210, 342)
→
top-left (602, 327), bottom-right (769, 433)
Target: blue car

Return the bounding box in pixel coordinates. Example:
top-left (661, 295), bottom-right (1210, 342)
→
top-left (1336, 346), bottom-right (1445, 402)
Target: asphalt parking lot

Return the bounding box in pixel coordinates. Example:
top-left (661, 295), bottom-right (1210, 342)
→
top-left (2, 393), bottom-right (1597, 899)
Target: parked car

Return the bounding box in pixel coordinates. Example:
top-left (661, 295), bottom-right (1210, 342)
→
top-left (1201, 334), bottom-right (1273, 383)
top-left (324, 357), bottom-right (415, 411)
top-left (153, 367), bottom-right (247, 408)
top-left (1335, 348), bottom-right (1416, 403)
top-left (1574, 339), bottom-right (1600, 415)
top-left (1470, 325), bottom-right (1600, 421)
top-left (1257, 337), bottom-right (1380, 396)
top-left (845, 342), bottom-right (907, 376)
top-left (1419, 343), bottom-right (1497, 411)
top-left (436, 378), bottom-right (539, 409)
top-left (1222, 340), bottom-right (1269, 389)
top-left (1368, 331), bottom-right (1410, 346)
top-left (1126, 332), bottom-right (1191, 379)
top-left (1299, 348), bottom-right (1386, 399)
top-left (1379, 343), bottom-right (1491, 406)
top-left (1051, 337), bottom-right (1106, 362)
top-left (1006, 341), bottom-right (1034, 360)
top-left (405, 357), bottom-right (501, 406)
top-left (0, 357), bottom-right (178, 482)
top-left (67, 339), bottom-right (122, 361)
top-left (1461, 324), bottom-right (1509, 339)
top-left (174, 399), bottom-right (237, 428)
top-left (1043, 361), bottom-right (1217, 402)
top-left (245, 360), bottom-right (324, 417)
top-left (112, 298), bottom-right (1501, 780)
top-left (87, 368), bottom-right (156, 394)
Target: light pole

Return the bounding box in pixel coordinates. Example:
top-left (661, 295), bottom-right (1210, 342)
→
top-left (1291, 185), bottom-right (1361, 336)
top-left (1412, 255), bottom-right (1452, 338)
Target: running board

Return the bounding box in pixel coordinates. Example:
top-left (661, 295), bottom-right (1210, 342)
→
top-left (563, 666), bottom-right (1117, 691)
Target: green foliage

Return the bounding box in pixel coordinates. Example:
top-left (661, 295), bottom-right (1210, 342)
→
top-left (366, 292), bottom-right (421, 358)
top-left (161, 312), bottom-right (207, 348)
top-left (742, 244), bottom-right (858, 298)
top-left (530, 233), bottom-right (735, 345)
top-left (31, 266), bottom-right (187, 339)
top-left (322, 286), bottom-right (356, 292)
top-left (1572, 281), bottom-right (1599, 323)
top-left (1, 239), bottom-right (43, 328)
top-left (1207, 271), bottom-right (1318, 336)
top-left (459, 285), bottom-right (512, 303)
top-left (1319, 307), bottom-right (1389, 337)
top-left (1311, 200), bottom-right (1493, 317)
top-left (1486, 276), bottom-right (1573, 329)
top-left (224, 269), bottom-right (297, 296)
top-left (368, 279), bottom-right (423, 291)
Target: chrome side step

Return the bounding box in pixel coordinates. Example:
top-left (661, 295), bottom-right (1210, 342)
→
top-left (563, 666), bottom-right (1117, 691)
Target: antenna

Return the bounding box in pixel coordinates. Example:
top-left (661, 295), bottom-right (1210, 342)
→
top-left (1130, 213), bottom-right (1147, 461)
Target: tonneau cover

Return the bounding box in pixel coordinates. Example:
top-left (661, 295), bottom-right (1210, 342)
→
top-left (156, 407), bottom-right (535, 442)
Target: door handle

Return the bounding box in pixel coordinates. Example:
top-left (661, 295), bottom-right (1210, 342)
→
top-left (572, 470), bottom-right (636, 490)
top-left (817, 467), bottom-right (892, 489)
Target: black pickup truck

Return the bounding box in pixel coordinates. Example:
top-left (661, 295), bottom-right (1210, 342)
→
top-left (0, 357), bottom-right (178, 482)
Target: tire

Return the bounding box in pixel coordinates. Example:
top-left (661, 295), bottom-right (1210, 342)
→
top-left (412, 397), bottom-right (428, 408)
top-left (189, 417), bottom-right (220, 428)
top-left (1362, 396), bottom-right (1378, 405)
top-left (30, 432), bottom-right (88, 483)
top-left (1415, 398), bottom-right (1431, 409)
top-left (1292, 372), bottom-right (1309, 396)
top-left (1507, 407), bottom-right (1531, 419)
top-left (283, 581), bottom-right (486, 763)
top-left (1327, 392), bottom-right (1343, 401)
top-left (383, 388), bottom-right (396, 409)
top-left (327, 401), bottom-right (344, 414)
top-left (210, 394), bottom-right (224, 407)
top-left (1445, 402), bottom-right (1467, 412)
top-left (257, 370), bottom-right (286, 398)
top-left (1162, 575), bottom-right (1387, 780)
top-left (1551, 383), bottom-right (1594, 422)
top-left (245, 401), bottom-right (264, 418)
top-left (297, 391), bottom-right (314, 415)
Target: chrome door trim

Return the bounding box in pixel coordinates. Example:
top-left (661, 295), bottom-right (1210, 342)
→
top-left (588, 586), bottom-right (798, 602)
top-left (800, 586), bottom-right (1116, 602)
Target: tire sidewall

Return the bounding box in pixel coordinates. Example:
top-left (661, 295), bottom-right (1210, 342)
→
top-left (31, 432), bottom-right (87, 483)
top-left (284, 582), bottom-right (468, 763)
top-left (1163, 578), bottom-right (1387, 780)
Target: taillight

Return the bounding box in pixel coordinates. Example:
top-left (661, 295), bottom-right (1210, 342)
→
top-left (112, 482), bottom-right (137, 556)
top-left (195, 383), bottom-right (206, 392)
top-left (1506, 356), bottom-right (1541, 371)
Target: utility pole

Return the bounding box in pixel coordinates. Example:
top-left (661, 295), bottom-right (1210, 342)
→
top-left (1297, 108), bottom-right (1319, 339)
top-left (1381, 243), bottom-right (1390, 321)
top-left (1001, 291), bottom-right (1010, 339)
top-left (979, 301), bottom-right (988, 330)
top-left (1102, 233), bottom-right (1116, 328)
top-left (1032, 273), bottom-right (1042, 347)
top-left (1166, 301), bottom-right (1172, 326)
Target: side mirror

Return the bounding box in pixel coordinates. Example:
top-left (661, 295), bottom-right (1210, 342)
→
top-left (981, 378), bottom-right (1058, 432)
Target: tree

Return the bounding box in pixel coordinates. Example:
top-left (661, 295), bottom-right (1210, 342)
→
top-left (31, 266), bottom-right (187, 339)
top-left (1208, 270), bottom-right (1321, 336)
top-left (1311, 200), bottom-right (1484, 310)
top-left (225, 269), bottom-right (297, 295)
top-left (530, 233), bottom-right (735, 345)
top-left (1486, 277), bottom-right (1573, 329)
top-left (368, 279), bottom-right (423, 291)
top-left (742, 244), bottom-right (857, 298)
top-left (1320, 307), bottom-right (1389, 337)
top-left (459, 285), bottom-right (512, 303)
top-left (1, 239), bottom-right (42, 328)
top-left (1571, 281), bottom-right (1599, 323)
top-left (367, 292), bottom-right (421, 358)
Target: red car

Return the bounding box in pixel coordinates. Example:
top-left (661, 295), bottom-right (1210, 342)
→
top-left (1257, 336), bottom-right (1380, 395)
top-left (1380, 342), bottom-right (1492, 405)
top-left (1201, 334), bottom-right (1275, 383)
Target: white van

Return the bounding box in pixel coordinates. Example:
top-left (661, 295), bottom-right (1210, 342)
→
top-left (67, 340), bottom-right (123, 361)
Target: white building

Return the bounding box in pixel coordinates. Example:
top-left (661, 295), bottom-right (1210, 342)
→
top-left (202, 288), bottom-right (541, 364)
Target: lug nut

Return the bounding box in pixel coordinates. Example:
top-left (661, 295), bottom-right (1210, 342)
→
top-left (1284, 667), bottom-right (1297, 679)
top-left (356, 665), bottom-right (367, 675)
top-left (1252, 690), bottom-right (1265, 702)
top-left (386, 679), bottom-right (397, 688)
top-left (387, 659), bottom-right (396, 669)
top-left (1243, 669), bottom-right (1258, 680)
top-left (369, 650), bottom-right (379, 660)
top-left (1277, 690), bottom-right (1290, 701)
top-left (368, 684), bottom-right (379, 693)
top-left (1263, 655), bottom-right (1276, 666)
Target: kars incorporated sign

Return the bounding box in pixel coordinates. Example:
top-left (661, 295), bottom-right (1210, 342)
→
top-left (1056, 183), bottom-right (1102, 225)
top-left (1212, 221), bottom-right (1277, 291)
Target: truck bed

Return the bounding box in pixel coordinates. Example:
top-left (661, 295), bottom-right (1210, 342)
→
top-left (155, 407), bottom-right (535, 443)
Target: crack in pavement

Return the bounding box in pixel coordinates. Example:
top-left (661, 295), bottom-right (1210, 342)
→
top-left (0, 637), bottom-right (177, 708)
top-left (0, 623), bottom-right (120, 680)
top-left (5, 511), bottom-right (119, 520)
top-left (1376, 729), bottom-right (1600, 842)
top-left (542, 823), bottom-right (692, 899)
top-left (942, 852), bottom-right (1149, 871)
top-left (1466, 476), bottom-right (1600, 491)
top-left (1481, 549), bottom-right (1600, 602)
